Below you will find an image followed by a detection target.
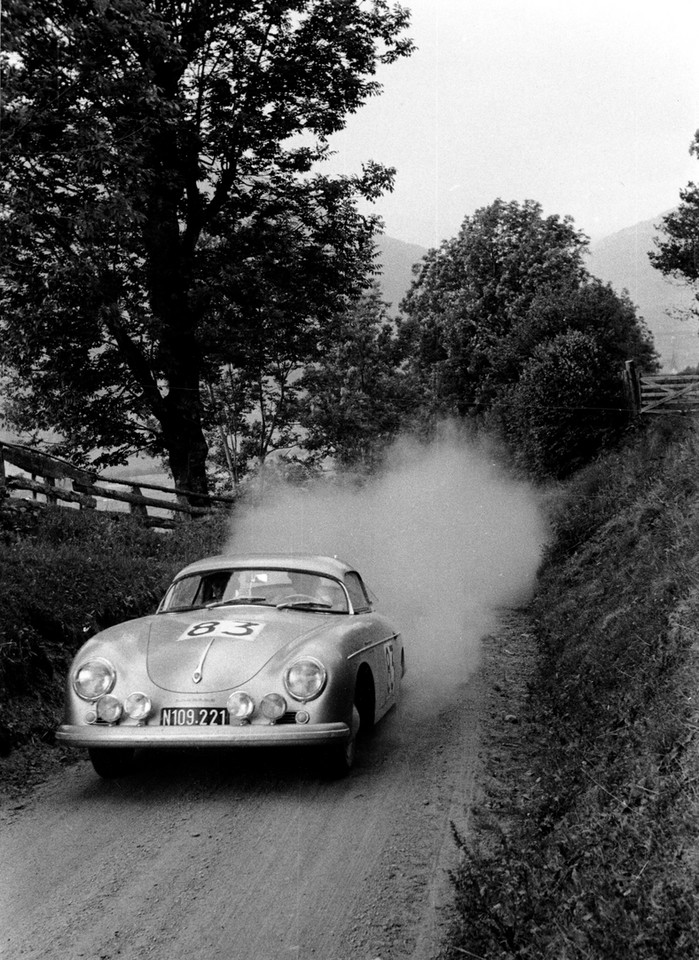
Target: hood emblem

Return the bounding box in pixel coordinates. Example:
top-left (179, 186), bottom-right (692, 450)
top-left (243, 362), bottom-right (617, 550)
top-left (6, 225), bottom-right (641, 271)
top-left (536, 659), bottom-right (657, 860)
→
top-left (192, 637), bottom-right (217, 684)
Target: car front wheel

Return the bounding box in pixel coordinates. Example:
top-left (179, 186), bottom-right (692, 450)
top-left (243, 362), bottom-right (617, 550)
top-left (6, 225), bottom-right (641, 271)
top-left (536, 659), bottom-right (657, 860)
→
top-left (88, 747), bottom-right (135, 779)
top-left (323, 706), bottom-right (359, 779)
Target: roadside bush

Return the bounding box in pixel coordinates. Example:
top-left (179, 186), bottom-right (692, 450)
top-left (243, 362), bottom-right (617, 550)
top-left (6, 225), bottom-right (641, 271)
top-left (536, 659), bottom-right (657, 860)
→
top-left (495, 329), bottom-right (630, 480)
top-left (0, 507), bottom-right (229, 753)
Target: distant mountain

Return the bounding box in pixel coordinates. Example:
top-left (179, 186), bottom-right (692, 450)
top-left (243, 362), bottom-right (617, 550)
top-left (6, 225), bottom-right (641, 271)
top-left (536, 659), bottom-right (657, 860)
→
top-left (374, 224), bottom-right (699, 372)
top-left (373, 234), bottom-right (427, 315)
top-left (588, 216), bottom-right (699, 372)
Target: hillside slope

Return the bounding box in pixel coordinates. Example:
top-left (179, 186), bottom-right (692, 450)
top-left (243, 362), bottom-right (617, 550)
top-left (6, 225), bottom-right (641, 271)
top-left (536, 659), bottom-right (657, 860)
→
top-left (373, 234), bottom-right (427, 314)
top-left (447, 417), bottom-right (699, 959)
top-left (588, 216), bottom-right (699, 371)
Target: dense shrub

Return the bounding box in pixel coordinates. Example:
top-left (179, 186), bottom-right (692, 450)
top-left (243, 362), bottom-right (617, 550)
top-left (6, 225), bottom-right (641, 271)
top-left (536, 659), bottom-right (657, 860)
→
top-left (399, 200), bottom-right (656, 478)
top-left (0, 507), bottom-right (229, 752)
top-left (495, 330), bottom-right (630, 479)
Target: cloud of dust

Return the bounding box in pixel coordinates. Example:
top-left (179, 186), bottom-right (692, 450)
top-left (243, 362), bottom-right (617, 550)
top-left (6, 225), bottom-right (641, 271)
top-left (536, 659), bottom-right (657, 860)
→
top-left (225, 430), bottom-right (548, 705)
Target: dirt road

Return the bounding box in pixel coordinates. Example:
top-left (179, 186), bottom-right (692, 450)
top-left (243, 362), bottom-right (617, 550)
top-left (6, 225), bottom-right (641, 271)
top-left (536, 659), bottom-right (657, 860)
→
top-left (0, 671), bottom-right (483, 960)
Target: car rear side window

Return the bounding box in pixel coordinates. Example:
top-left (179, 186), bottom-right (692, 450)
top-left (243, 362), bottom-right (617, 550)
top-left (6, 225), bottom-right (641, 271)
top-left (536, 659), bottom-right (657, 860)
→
top-left (344, 573), bottom-right (371, 614)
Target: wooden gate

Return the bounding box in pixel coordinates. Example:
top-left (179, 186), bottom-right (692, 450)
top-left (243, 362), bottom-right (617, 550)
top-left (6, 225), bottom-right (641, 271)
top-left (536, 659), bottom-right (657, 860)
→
top-left (625, 361), bottom-right (699, 415)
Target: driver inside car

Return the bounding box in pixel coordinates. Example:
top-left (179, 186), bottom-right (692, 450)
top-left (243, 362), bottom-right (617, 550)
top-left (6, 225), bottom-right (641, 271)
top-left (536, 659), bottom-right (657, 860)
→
top-left (286, 572), bottom-right (345, 610)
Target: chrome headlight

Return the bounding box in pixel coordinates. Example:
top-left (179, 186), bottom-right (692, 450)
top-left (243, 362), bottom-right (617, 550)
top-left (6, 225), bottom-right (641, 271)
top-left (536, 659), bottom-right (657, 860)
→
top-left (227, 691), bottom-right (254, 720)
top-left (284, 658), bottom-right (326, 702)
top-left (73, 658), bottom-right (116, 701)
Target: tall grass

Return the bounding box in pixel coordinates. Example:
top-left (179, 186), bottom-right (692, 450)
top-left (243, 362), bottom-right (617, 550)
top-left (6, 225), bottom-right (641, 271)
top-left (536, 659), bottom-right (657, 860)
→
top-left (448, 417), bottom-right (699, 959)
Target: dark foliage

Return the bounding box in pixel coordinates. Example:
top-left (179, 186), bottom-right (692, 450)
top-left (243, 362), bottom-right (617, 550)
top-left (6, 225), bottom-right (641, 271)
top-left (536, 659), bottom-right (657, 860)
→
top-left (493, 329), bottom-right (630, 479)
top-left (399, 199), bottom-right (657, 478)
top-left (299, 286), bottom-right (418, 467)
top-left (0, 1), bottom-right (413, 496)
top-left (0, 507), bottom-right (228, 752)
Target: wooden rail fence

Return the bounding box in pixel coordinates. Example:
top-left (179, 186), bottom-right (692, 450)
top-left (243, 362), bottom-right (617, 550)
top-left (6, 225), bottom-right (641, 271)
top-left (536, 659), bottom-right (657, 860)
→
top-left (625, 361), bottom-right (699, 416)
top-left (0, 441), bottom-right (234, 529)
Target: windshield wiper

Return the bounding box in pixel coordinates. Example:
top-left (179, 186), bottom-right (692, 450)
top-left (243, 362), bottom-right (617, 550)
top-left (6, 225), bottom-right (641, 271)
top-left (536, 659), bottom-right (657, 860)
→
top-left (206, 597), bottom-right (269, 608)
top-left (276, 599), bottom-right (332, 610)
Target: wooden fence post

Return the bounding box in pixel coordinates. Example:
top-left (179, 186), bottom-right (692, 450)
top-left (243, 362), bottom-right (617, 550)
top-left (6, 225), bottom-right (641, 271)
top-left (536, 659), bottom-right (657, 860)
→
top-left (624, 360), bottom-right (641, 414)
top-left (46, 476), bottom-right (57, 506)
top-left (128, 485), bottom-right (149, 519)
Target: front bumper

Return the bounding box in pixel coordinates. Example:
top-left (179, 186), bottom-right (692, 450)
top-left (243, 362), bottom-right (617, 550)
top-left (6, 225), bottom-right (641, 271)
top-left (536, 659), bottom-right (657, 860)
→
top-left (56, 721), bottom-right (350, 750)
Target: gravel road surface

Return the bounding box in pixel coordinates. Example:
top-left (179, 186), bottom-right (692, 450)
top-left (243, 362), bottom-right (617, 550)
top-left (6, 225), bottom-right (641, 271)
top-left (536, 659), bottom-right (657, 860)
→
top-left (1, 671), bottom-right (483, 960)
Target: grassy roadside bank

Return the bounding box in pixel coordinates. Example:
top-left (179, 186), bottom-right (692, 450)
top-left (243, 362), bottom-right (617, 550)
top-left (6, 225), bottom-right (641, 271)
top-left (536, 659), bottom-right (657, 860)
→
top-left (447, 418), bottom-right (699, 959)
top-left (0, 506), bottom-right (229, 795)
top-left (4, 417), bottom-right (699, 957)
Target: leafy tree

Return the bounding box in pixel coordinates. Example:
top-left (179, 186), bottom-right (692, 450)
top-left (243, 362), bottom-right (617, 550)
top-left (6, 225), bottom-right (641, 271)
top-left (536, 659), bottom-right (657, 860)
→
top-left (399, 198), bottom-right (657, 476)
top-left (494, 330), bottom-right (631, 479)
top-left (299, 285), bottom-right (414, 467)
top-left (399, 199), bottom-right (589, 414)
top-left (486, 278), bottom-right (656, 388)
top-left (204, 357), bottom-right (305, 489)
top-left (0, 0), bottom-right (412, 499)
top-left (650, 132), bottom-right (699, 307)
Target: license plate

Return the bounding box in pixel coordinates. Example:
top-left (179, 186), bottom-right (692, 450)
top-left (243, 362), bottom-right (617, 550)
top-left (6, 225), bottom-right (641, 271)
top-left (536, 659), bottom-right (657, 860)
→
top-left (160, 707), bottom-right (229, 726)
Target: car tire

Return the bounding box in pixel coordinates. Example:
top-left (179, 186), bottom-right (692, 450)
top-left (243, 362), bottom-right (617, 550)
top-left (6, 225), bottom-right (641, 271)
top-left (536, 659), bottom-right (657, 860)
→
top-left (323, 706), bottom-right (359, 779)
top-left (355, 668), bottom-right (376, 735)
top-left (88, 747), bottom-right (135, 779)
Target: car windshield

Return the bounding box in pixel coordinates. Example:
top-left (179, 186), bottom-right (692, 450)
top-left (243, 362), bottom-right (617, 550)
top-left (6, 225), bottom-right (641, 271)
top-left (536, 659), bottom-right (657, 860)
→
top-left (160, 568), bottom-right (349, 614)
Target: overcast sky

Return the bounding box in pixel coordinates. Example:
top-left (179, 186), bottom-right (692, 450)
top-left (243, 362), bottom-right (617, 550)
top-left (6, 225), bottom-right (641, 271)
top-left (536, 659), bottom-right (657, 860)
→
top-left (323, 0), bottom-right (699, 250)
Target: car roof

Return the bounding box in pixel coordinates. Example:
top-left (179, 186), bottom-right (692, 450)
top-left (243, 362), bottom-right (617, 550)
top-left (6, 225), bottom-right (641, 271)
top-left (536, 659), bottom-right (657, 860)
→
top-left (173, 553), bottom-right (358, 581)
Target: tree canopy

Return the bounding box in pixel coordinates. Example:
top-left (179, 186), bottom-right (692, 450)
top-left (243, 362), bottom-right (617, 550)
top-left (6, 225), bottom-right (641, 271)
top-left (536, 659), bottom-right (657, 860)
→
top-left (399, 199), bottom-right (657, 477)
top-left (650, 130), bottom-right (699, 301)
top-left (399, 199), bottom-right (591, 413)
top-left (0, 0), bottom-right (413, 498)
top-left (299, 284), bottom-right (415, 468)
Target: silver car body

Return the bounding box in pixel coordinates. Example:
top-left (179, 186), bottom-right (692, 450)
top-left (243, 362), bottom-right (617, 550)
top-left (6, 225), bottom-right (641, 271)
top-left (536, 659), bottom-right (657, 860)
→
top-left (57, 554), bottom-right (403, 773)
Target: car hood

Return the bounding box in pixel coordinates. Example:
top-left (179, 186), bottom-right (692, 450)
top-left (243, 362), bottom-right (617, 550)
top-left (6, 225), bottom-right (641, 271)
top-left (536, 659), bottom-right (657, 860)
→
top-left (146, 606), bottom-right (327, 693)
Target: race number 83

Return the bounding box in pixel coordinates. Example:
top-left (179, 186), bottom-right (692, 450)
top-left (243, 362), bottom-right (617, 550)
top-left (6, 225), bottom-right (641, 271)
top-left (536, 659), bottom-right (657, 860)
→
top-left (176, 620), bottom-right (264, 642)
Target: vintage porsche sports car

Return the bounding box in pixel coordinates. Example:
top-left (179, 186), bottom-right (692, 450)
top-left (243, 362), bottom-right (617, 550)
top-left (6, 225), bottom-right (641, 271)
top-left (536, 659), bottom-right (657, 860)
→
top-left (57, 554), bottom-right (404, 779)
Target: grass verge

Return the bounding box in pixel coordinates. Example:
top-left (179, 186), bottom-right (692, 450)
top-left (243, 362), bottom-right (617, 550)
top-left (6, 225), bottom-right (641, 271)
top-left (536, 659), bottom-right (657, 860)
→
top-left (0, 506), bottom-right (229, 796)
top-left (447, 418), bottom-right (699, 959)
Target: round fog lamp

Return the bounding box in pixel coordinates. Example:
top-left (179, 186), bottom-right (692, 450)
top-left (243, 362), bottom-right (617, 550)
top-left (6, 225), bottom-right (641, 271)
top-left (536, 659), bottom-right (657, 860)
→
top-left (260, 693), bottom-right (287, 721)
top-left (96, 694), bottom-right (123, 723)
top-left (227, 691), bottom-right (254, 721)
top-left (124, 692), bottom-right (152, 721)
top-left (73, 658), bottom-right (116, 701)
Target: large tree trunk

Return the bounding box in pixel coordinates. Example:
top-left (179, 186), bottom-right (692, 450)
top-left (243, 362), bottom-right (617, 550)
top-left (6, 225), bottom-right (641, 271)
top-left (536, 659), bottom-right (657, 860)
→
top-left (158, 335), bottom-right (210, 506)
top-left (141, 148), bottom-right (213, 505)
top-left (162, 403), bottom-right (210, 506)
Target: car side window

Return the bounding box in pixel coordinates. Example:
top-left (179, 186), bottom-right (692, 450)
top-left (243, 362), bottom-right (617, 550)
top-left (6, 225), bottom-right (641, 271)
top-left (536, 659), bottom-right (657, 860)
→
top-left (162, 575), bottom-right (199, 610)
top-left (344, 573), bottom-right (371, 614)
